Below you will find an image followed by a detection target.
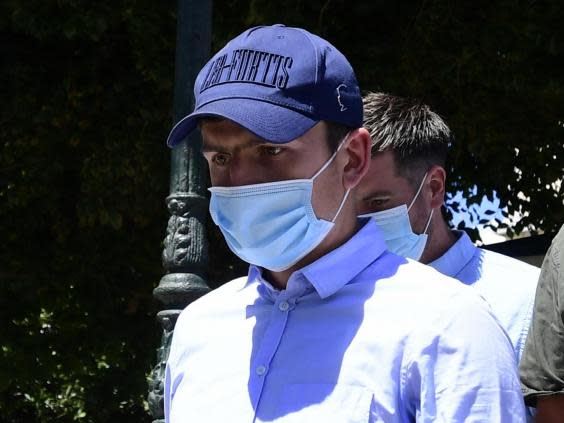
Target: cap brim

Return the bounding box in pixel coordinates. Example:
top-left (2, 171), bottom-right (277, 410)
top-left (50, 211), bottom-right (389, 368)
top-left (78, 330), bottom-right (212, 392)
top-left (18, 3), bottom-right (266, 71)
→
top-left (166, 98), bottom-right (318, 147)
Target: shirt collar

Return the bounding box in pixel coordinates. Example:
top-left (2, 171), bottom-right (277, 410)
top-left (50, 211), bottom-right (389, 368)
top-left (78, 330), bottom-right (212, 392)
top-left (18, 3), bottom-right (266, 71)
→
top-left (429, 230), bottom-right (476, 279)
top-left (247, 219), bottom-right (387, 299)
top-left (299, 218), bottom-right (387, 298)
top-left (248, 259), bottom-right (313, 302)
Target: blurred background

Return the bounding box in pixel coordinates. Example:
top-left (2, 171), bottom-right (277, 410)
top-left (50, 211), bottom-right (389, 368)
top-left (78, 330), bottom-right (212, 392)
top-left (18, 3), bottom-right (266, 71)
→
top-left (1, 0), bottom-right (562, 421)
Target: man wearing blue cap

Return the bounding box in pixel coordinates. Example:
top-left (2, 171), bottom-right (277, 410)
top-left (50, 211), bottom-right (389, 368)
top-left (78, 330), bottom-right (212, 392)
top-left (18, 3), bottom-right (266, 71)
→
top-left (164, 25), bottom-right (526, 422)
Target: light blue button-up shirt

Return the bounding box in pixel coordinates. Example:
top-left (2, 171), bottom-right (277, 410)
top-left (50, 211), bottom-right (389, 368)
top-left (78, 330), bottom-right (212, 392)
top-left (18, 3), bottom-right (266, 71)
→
top-left (429, 230), bottom-right (540, 361)
top-left (165, 221), bottom-right (525, 422)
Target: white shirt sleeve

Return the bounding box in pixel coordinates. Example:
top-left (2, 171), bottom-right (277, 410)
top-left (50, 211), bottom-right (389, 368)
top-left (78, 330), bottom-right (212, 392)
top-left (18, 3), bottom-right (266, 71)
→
top-left (402, 292), bottom-right (527, 422)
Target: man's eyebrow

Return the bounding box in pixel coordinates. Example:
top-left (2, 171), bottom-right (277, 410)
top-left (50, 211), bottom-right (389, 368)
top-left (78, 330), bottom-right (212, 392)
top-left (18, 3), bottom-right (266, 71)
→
top-left (201, 142), bottom-right (223, 153)
top-left (201, 137), bottom-right (268, 153)
top-left (362, 191), bottom-right (393, 201)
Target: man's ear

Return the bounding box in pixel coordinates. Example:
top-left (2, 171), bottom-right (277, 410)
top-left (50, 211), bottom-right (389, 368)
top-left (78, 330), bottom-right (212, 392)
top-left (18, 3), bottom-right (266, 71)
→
top-left (427, 165), bottom-right (447, 209)
top-left (341, 127), bottom-right (371, 189)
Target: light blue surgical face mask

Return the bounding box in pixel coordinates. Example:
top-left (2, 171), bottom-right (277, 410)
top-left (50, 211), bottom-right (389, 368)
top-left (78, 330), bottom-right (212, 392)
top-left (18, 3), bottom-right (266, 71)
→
top-left (208, 135), bottom-right (350, 272)
top-left (358, 172), bottom-right (433, 261)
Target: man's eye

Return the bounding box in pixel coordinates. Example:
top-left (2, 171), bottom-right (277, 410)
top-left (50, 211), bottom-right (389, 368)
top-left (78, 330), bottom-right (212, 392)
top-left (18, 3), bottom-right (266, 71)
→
top-left (368, 198), bottom-right (389, 207)
top-left (262, 146), bottom-right (282, 156)
top-left (212, 153), bottom-right (230, 166)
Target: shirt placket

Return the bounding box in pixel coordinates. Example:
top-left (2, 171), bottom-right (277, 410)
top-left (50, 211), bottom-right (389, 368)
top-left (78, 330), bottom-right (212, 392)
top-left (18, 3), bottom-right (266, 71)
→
top-left (249, 292), bottom-right (297, 420)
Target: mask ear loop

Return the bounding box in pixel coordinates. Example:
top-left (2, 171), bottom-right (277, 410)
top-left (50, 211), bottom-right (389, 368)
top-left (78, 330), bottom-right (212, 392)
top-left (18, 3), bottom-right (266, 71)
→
top-left (310, 131), bottom-right (351, 180)
top-left (423, 208), bottom-right (434, 234)
top-left (407, 171), bottom-right (429, 212)
top-left (409, 171), bottom-right (433, 235)
top-left (329, 131), bottom-right (353, 223)
top-left (331, 188), bottom-right (351, 223)
top-left (307, 131), bottom-right (352, 223)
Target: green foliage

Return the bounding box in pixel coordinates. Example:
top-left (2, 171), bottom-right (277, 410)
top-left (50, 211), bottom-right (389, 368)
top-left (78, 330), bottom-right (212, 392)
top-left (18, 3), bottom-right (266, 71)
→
top-left (1, 0), bottom-right (174, 421)
top-left (1, 1), bottom-right (562, 422)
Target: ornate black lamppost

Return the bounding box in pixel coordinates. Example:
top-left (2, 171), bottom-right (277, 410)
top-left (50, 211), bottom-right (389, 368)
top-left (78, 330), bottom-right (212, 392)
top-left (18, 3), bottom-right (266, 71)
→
top-left (148, 1), bottom-right (212, 421)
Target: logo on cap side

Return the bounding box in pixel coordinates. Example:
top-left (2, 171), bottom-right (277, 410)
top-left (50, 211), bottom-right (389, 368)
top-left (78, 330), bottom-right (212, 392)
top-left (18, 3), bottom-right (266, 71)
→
top-left (200, 49), bottom-right (294, 93)
top-left (336, 84), bottom-right (348, 112)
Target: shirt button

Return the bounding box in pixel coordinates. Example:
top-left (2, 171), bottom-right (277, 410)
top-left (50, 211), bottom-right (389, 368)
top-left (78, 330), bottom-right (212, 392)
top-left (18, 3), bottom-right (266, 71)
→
top-left (256, 365), bottom-right (267, 376)
top-left (278, 301), bottom-right (290, 312)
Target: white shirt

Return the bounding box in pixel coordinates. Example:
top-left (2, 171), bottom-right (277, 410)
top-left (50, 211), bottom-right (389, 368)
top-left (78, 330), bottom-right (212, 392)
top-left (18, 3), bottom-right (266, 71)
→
top-left (430, 230), bottom-right (540, 361)
top-left (165, 220), bottom-right (525, 422)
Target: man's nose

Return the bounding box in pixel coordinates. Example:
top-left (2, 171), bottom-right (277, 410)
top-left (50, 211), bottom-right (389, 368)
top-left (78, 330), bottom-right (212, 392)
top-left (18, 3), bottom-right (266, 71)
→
top-left (226, 157), bottom-right (257, 187)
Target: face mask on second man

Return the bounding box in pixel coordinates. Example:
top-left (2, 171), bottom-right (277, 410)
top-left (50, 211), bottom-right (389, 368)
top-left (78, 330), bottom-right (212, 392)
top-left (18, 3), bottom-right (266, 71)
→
top-left (358, 171), bottom-right (433, 261)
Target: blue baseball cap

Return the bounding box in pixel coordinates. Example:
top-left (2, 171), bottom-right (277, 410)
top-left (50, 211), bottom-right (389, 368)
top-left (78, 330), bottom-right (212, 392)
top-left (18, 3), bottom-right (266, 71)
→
top-left (166, 24), bottom-right (363, 147)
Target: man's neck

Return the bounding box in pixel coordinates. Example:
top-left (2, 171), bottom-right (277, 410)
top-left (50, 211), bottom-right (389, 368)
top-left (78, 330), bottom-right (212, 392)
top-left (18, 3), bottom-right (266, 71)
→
top-left (419, 212), bottom-right (458, 264)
